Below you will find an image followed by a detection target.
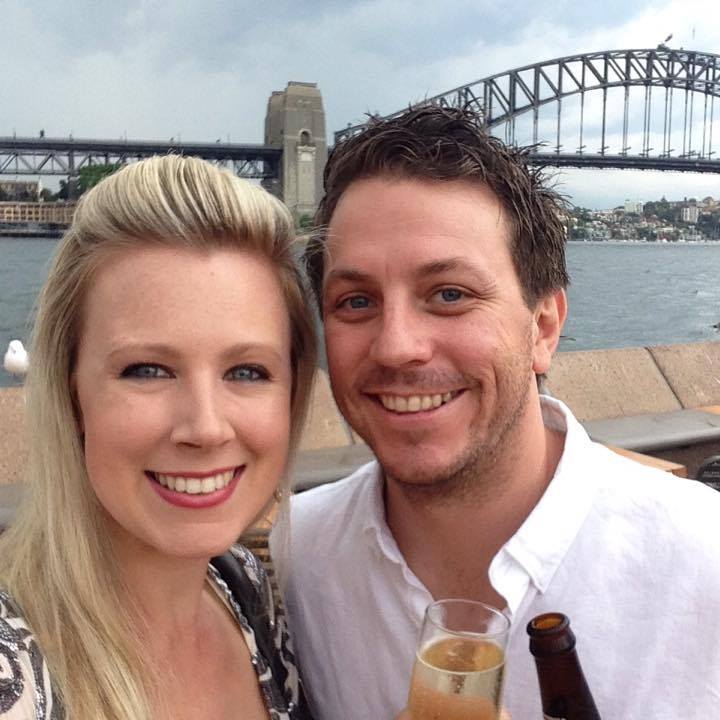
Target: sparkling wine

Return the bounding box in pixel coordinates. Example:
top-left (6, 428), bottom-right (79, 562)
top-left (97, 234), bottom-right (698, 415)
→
top-left (408, 636), bottom-right (505, 720)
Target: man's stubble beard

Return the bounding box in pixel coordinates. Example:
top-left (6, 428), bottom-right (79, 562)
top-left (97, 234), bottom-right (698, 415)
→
top-left (383, 342), bottom-right (535, 508)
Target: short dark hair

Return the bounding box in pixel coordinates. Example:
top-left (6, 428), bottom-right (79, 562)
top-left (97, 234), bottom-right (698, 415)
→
top-left (304, 105), bottom-right (569, 309)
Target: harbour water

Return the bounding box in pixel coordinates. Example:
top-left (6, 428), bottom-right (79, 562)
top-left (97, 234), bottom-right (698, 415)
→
top-left (3, 236), bottom-right (720, 387)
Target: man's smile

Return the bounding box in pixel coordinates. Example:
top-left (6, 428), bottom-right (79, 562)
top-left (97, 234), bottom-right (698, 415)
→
top-left (376, 390), bottom-right (463, 414)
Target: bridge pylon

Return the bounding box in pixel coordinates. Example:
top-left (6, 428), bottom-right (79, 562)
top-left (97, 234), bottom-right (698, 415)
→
top-left (264, 82), bottom-right (327, 221)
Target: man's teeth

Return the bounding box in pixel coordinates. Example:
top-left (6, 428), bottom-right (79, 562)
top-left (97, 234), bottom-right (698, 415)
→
top-left (154, 469), bottom-right (235, 494)
top-left (379, 392), bottom-right (455, 413)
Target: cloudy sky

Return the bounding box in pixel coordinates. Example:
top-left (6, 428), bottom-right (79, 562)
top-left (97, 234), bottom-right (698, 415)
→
top-left (2, 0), bottom-right (719, 208)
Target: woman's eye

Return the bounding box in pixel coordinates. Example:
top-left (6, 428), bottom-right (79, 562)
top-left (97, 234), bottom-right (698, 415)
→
top-left (121, 364), bottom-right (171, 379)
top-left (436, 287), bottom-right (465, 303)
top-left (225, 365), bottom-right (269, 382)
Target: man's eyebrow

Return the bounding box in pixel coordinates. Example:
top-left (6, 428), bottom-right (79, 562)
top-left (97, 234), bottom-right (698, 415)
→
top-left (416, 258), bottom-right (468, 276)
top-left (324, 258), bottom-right (493, 288)
top-left (415, 257), bottom-right (492, 282)
top-left (323, 267), bottom-right (375, 287)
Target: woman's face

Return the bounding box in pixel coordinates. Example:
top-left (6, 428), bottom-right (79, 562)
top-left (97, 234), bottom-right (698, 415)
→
top-left (73, 245), bottom-right (292, 561)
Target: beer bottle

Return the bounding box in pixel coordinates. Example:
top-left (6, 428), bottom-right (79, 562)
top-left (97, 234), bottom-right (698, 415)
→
top-left (526, 612), bottom-right (601, 720)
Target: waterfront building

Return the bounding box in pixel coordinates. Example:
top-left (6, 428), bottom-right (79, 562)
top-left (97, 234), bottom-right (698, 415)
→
top-left (0, 201), bottom-right (74, 225)
top-left (624, 199), bottom-right (644, 215)
top-left (0, 180), bottom-right (41, 201)
top-left (682, 205), bottom-right (700, 224)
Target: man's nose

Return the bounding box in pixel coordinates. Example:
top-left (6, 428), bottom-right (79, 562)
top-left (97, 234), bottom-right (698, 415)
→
top-left (368, 301), bottom-right (433, 367)
top-left (170, 381), bottom-right (234, 448)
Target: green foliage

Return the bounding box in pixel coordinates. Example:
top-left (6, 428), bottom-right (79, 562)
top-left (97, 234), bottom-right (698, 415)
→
top-left (698, 212), bottom-right (720, 240)
top-left (76, 163), bottom-right (123, 194)
top-left (643, 199), bottom-right (677, 223)
top-left (296, 213), bottom-right (314, 231)
top-left (53, 180), bottom-right (70, 200)
top-left (636, 225), bottom-right (657, 241)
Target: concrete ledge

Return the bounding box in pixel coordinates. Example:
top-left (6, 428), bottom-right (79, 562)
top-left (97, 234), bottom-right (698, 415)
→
top-left (0, 387), bottom-right (27, 486)
top-left (291, 443), bottom-right (374, 492)
top-left (583, 409), bottom-right (720, 452)
top-left (545, 347), bottom-right (682, 421)
top-left (297, 369), bottom-right (355, 450)
top-left (648, 342), bottom-right (720, 409)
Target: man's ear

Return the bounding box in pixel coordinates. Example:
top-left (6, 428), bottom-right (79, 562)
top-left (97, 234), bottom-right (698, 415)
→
top-left (532, 289), bottom-right (567, 375)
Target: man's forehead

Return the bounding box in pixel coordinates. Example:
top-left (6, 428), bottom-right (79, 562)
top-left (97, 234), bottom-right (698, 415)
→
top-left (323, 179), bottom-right (512, 271)
top-left (327, 176), bottom-right (509, 235)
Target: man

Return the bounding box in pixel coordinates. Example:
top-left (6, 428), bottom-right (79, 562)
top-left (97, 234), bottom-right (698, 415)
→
top-left (279, 106), bottom-right (720, 719)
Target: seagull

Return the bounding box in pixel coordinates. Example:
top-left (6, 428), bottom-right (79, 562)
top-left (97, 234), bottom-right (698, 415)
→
top-left (3, 340), bottom-right (29, 376)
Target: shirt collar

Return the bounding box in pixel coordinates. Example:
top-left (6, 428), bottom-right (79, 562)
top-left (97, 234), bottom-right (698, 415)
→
top-left (497, 395), bottom-right (600, 595)
top-left (359, 462), bottom-right (410, 564)
top-left (353, 396), bottom-right (599, 603)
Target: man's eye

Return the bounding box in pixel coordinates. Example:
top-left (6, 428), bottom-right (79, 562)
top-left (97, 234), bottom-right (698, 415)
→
top-left (339, 295), bottom-right (371, 310)
top-left (121, 364), bottom-right (171, 379)
top-left (225, 365), bottom-right (269, 382)
top-left (436, 288), bottom-right (465, 303)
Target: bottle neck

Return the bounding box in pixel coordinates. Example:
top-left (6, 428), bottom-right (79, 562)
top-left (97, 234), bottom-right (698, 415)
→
top-left (533, 650), bottom-right (601, 720)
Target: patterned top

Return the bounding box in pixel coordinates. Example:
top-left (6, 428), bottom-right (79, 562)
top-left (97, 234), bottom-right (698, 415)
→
top-left (0, 545), bottom-right (312, 719)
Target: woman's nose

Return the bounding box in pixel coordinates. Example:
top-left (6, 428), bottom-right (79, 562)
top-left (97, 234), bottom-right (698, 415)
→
top-left (170, 382), bottom-right (234, 448)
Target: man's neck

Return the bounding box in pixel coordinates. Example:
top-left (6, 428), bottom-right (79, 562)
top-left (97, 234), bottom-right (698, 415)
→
top-left (384, 400), bottom-right (565, 605)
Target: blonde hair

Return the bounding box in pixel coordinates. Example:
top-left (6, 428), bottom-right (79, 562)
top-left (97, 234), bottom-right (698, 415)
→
top-left (0, 155), bottom-right (316, 719)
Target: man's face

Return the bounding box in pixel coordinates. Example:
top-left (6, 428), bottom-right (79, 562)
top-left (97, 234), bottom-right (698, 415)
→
top-left (322, 176), bottom-right (563, 493)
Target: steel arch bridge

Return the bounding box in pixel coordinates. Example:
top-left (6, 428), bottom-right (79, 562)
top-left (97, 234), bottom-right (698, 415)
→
top-left (336, 48), bottom-right (720, 173)
top-left (0, 137), bottom-right (281, 180)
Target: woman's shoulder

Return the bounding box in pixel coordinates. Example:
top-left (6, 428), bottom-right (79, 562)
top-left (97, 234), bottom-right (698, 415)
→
top-left (210, 544), bottom-right (271, 610)
top-left (0, 590), bottom-right (59, 718)
top-left (208, 547), bottom-right (313, 718)
top-left (227, 543), bottom-right (269, 594)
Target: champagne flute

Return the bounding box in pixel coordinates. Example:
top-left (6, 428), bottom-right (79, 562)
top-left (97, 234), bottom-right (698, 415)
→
top-left (407, 599), bottom-right (510, 720)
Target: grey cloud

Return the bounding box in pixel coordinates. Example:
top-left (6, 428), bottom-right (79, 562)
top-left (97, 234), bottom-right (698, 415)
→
top-left (1, 0), bottom-right (715, 209)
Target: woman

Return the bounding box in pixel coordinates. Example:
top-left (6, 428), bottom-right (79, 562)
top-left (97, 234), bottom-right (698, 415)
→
top-left (0, 155), bottom-right (316, 719)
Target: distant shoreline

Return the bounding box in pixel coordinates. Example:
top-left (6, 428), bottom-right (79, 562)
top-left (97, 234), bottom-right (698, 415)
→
top-left (0, 228), bottom-right (64, 239)
top-left (568, 238), bottom-right (720, 245)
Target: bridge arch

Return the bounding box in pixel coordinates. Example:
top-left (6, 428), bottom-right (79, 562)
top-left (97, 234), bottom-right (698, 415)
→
top-left (337, 49), bottom-right (720, 173)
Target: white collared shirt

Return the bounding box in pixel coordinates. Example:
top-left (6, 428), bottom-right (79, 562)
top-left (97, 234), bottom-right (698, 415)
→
top-left (279, 397), bottom-right (720, 719)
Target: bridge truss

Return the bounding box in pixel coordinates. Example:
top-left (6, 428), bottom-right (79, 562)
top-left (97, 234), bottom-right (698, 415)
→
top-left (0, 137), bottom-right (281, 180)
top-left (336, 48), bottom-right (720, 172)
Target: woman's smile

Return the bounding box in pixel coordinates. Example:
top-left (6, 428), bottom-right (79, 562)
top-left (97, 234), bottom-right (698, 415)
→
top-left (146, 466), bottom-right (244, 509)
